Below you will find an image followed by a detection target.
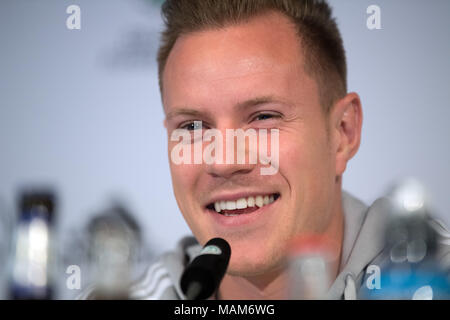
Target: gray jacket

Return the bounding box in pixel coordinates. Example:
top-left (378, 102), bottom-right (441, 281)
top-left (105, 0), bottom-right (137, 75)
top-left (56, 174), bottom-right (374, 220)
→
top-left (79, 191), bottom-right (450, 300)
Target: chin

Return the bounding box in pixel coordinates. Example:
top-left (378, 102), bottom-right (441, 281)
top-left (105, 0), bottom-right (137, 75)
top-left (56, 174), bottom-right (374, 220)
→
top-left (226, 249), bottom-right (284, 277)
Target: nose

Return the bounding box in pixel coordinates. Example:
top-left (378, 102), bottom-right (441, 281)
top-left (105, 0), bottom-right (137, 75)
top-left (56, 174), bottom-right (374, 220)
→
top-left (206, 161), bottom-right (256, 179)
top-left (204, 126), bottom-right (258, 179)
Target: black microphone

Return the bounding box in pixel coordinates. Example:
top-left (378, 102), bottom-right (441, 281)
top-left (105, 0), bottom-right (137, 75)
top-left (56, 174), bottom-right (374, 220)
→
top-left (180, 238), bottom-right (231, 300)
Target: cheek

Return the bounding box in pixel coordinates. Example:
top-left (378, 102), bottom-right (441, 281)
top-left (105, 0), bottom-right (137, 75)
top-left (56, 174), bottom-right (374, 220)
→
top-left (277, 128), bottom-right (334, 220)
top-left (168, 140), bottom-right (198, 187)
top-left (279, 125), bottom-right (332, 176)
top-left (169, 167), bottom-right (212, 234)
top-left (277, 133), bottom-right (315, 182)
top-left (170, 163), bottom-right (209, 236)
top-left (169, 162), bottom-right (199, 206)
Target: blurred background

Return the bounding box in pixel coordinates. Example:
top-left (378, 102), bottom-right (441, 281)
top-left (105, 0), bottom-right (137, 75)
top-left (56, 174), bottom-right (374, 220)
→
top-left (0, 0), bottom-right (449, 298)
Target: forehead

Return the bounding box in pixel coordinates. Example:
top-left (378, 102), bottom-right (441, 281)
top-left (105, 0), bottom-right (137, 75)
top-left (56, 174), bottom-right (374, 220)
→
top-left (162, 11), bottom-right (313, 111)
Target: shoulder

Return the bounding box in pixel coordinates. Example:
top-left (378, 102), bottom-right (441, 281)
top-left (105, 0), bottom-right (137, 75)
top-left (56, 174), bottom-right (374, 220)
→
top-left (128, 258), bottom-right (176, 300)
top-left (129, 236), bottom-right (201, 300)
top-left (75, 258), bottom-right (176, 300)
top-left (428, 217), bottom-right (450, 268)
top-left (77, 236), bottom-right (200, 300)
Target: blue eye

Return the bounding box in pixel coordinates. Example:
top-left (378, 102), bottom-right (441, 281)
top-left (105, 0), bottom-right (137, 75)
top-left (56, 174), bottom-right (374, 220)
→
top-left (180, 121), bottom-right (203, 131)
top-left (256, 114), bottom-right (273, 121)
top-left (253, 113), bottom-right (279, 121)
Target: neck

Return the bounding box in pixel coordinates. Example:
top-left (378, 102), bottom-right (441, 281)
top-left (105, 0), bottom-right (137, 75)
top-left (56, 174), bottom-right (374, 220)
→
top-left (217, 192), bottom-right (344, 300)
top-left (217, 268), bottom-right (289, 300)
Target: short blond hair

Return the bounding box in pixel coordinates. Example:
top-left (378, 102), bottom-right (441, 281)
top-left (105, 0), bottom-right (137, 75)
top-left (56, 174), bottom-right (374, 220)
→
top-left (157, 0), bottom-right (347, 111)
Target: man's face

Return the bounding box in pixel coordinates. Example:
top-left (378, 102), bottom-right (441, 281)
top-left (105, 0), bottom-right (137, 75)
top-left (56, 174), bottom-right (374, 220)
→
top-left (163, 12), bottom-right (339, 276)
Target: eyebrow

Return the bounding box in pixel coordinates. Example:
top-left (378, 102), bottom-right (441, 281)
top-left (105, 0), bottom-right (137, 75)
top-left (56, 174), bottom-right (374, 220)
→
top-left (165, 95), bottom-right (291, 121)
top-left (165, 108), bottom-right (205, 121)
top-left (240, 95), bottom-right (296, 110)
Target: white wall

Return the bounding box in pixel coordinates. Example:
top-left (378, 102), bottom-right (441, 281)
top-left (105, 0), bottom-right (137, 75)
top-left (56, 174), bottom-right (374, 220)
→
top-left (0, 0), bottom-right (449, 282)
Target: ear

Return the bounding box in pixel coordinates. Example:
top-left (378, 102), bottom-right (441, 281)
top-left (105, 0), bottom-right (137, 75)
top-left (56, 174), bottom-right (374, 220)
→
top-left (330, 92), bottom-right (363, 176)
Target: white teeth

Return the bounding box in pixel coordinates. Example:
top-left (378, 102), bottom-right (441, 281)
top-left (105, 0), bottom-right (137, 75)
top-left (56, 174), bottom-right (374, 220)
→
top-left (226, 201), bottom-right (236, 210)
top-left (255, 196), bottom-right (264, 208)
top-left (236, 198), bottom-right (247, 209)
top-left (212, 194), bottom-right (278, 214)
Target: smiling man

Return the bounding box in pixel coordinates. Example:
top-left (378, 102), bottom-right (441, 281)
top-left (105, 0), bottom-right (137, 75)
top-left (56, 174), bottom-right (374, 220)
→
top-left (152, 0), bottom-right (364, 299)
top-left (160, 2), bottom-right (360, 299)
top-left (79, 0), bottom-right (450, 300)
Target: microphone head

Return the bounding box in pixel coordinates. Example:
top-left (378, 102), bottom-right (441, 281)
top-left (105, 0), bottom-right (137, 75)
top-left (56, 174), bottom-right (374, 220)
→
top-left (180, 238), bottom-right (231, 300)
